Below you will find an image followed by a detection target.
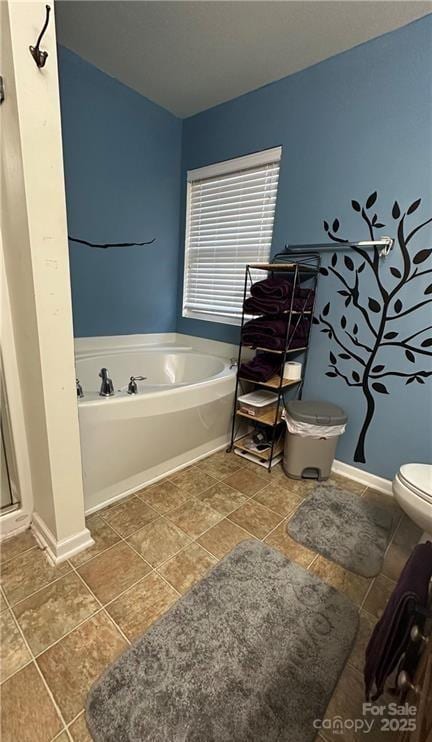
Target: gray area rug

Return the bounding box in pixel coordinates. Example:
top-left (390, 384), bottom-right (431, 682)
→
top-left (288, 485), bottom-right (394, 577)
top-left (87, 540), bottom-right (358, 742)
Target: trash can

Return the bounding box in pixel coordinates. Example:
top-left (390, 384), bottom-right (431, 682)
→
top-left (283, 400), bottom-right (347, 481)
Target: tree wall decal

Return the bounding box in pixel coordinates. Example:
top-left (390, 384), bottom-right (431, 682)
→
top-left (314, 192), bottom-right (432, 463)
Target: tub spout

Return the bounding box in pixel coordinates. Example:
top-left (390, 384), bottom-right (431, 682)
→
top-left (99, 368), bottom-right (114, 397)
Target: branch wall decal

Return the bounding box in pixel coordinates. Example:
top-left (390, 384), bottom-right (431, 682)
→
top-left (314, 192), bottom-right (432, 463)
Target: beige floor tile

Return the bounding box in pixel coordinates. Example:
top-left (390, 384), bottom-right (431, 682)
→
top-left (77, 542), bottom-right (151, 604)
top-left (167, 498), bottom-right (223, 539)
top-left (228, 500), bottom-right (282, 539)
top-left (106, 572), bottom-right (178, 641)
top-left (0, 662), bottom-right (63, 742)
top-left (197, 518), bottom-right (253, 560)
top-left (196, 481), bottom-right (248, 515)
top-left (37, 611), bottom-right (126, 724)
top-left (392, 515), bottom-right (422, 549)
top-left (381, 540), bottom-right (412, 581)
top-left (253, 481), bottom-right (305, 516)
top-left (158, 542), bottom-right (217, 593)
top-left (0, 529), bottom-right (37, 564)
top-left (1, 548), bottom-right (71, 606)
top-left (70, 514), bottom-right (120, 568)
top-left (348, 609), bottom-right (376, 673)
top-left (136, 479), bottom-right (190, 514)
top-left (14, 571), bottom-right (99, 655)
top-left (53, 732), bottom-right (69, 742)
top-left (309, 556), bottom-right (371, 606)
top-left (69, 712), bottom-right (92, 741)
top-left (197, 451), bottom-right (244, 479)
top-left (100, 496), bottom-right (157, 537)
top-left (264, 520), bottom-right (316, 567)
top-left (169, 467), bottom-right (218, 497)
top-left (0, 607), bottom-right (31, 682)
top-left (324, 663), bottom-right (397, 741)
top-left (323, 473), bottom-right (366, 495)
top-left (363, 574), bottom-right (396, 618)
top-left (267, 467), bottom-right (316, 495)
top-left (126, 517), bottom-right (191, 566)
top-left (222, 468), bottom-right (269, 496)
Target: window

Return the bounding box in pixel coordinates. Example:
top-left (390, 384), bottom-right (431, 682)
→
top-left (182, 147), bottom-right (282, 325)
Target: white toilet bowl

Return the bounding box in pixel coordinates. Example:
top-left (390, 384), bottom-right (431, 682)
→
top-left (392, 463), bottom-right (432, 536)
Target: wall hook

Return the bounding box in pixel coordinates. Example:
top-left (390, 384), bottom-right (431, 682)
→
top-left (29, 5), bottom-right (51, 69)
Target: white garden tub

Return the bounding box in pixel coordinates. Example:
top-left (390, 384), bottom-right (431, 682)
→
top-left (75, 336), bottom-right (237, 512)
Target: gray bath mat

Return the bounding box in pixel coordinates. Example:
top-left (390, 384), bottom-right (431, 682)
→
top-left (288, 485), bottom-right (394, 577)
top-left (86, 540), bottom-right (358, 742)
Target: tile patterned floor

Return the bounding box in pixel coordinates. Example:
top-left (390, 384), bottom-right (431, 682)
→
top-left (0, 450), bottom-right (421, 741)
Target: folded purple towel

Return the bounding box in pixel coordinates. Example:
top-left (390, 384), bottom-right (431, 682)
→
top-left (250, 277), bottom-right (293, 300)
top-left (244, 290), bottom-right (314, 316)
top-left (239, 353), bottom-right (282, 382)
top-left (364, 541), bottom-right (432, 701)
top-left (241, 333), bottom-right (307, 351)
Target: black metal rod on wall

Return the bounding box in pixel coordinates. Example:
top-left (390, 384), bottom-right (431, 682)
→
top-left (286, 238), bottom-right (394, 257)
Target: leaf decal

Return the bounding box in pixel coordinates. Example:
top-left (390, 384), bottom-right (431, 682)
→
top-left (372, 382), bottom-right (389, 394)
top-left (326, 372), bottom-right (337, 378)
top-left (374, 222), bottom-right (385, 228)
top-left (413, 249), bottom-right (432, 264)
top-left (366, 191), bottom-right (377, 209)
top-left (417, 377), bottom-right (425, 384)
top-left (425, 284), bottom-right (432, 295)
top-left (353, 324), bottom-right (358, 335)
top-left (405, 350), bottom-right (415, 363)
top-left (421, 338), bottom-right (432, 347)
top-left (322, 302), bottom-right (330, 317)
top-left (406, 377), bottom-right (415, 385)
top-left (329, 351), bottom-right (336, 365)
top-left (331, 253), bottom-right (337, 267)
top-left (390, 267), bottom-right (401, 278)
top-left (312, 317), bottom-right (320, 325)
top-left (338, 290), bottom-right (350, 297)
top-left (372, 364), bottom-right (385, 373)
top-left (358, 262), bottom-right (365, 273)
top-left (333, 219), bottom-right (340, 233)
top-left (392, 201), bottom-right (401, 219)
top-left (352, 371), bottom-right (360, 383)
top-left (407, 198), bottom-right (421, 215)
top-left (324, 220), bottom-right (329, 232)
top-left (344, 256), bottom-right (354, 271)
top-left (319, 267), bottom-right (329, 276)
top-left (339, 353), bottom-right (351, 360)
top-left (384, 331), bottom-right (398, 339)
top-left (341, 315), bottom-right (347, 329)
top-left (368, 297), bottom-right (381, 313)
top-left (351, 200), bottom-right (361, 212)
top-left (372, 214), bottom-right (378, 225)
top-left (345, 297), bottom-right (351, 307)
top-left (394, 299), bottom-right (403, 314)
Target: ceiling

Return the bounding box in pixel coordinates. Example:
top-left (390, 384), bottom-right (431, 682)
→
top-left (55, 1), bottom-right (431, 118)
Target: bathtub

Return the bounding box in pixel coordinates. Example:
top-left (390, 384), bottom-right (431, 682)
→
top-left (75, 336), bottom-right (237, 512)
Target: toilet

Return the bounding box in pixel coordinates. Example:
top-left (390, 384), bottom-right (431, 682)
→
top-left (393, 463), bottom-right (432, 537)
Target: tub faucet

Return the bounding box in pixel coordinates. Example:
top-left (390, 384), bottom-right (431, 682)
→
top-left (99, 368), bottom-right (114, 397)
top-left (229, 358), bottom-right (238, 369)
top-left (127, 375), bottom-right (147, 394)
top-left (76, 378), bottom-right (84, 398)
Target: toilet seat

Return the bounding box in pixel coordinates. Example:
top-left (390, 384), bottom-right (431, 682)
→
top-left (399, 463), bottom-right (432, 503)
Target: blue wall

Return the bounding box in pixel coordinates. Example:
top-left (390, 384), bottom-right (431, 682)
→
top-left (58, 46), bottom-right (182, 337)
top-left (178, 17), bottom-right (432, 478)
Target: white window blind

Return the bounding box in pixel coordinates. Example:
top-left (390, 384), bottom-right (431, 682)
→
top-left (182, 147), bottom-right (282, 325)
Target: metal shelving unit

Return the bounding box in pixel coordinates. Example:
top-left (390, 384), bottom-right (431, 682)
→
top-left (227, 255), bottom-right (320, 471)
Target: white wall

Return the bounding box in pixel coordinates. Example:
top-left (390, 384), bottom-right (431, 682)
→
top-left (1, 1), bottom-right (92, 560)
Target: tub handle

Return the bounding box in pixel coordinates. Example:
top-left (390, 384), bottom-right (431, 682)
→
top-left (127, 375), bottom-right (147, 394)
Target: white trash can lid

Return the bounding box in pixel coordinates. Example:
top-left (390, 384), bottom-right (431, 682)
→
top-left (286, 400), bottom-right (347, 426)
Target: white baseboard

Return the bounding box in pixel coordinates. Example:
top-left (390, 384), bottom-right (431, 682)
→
top-left (31, 512), bottom-right (94, 565)
top-left (332, 459), bottom-right (393, 495)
